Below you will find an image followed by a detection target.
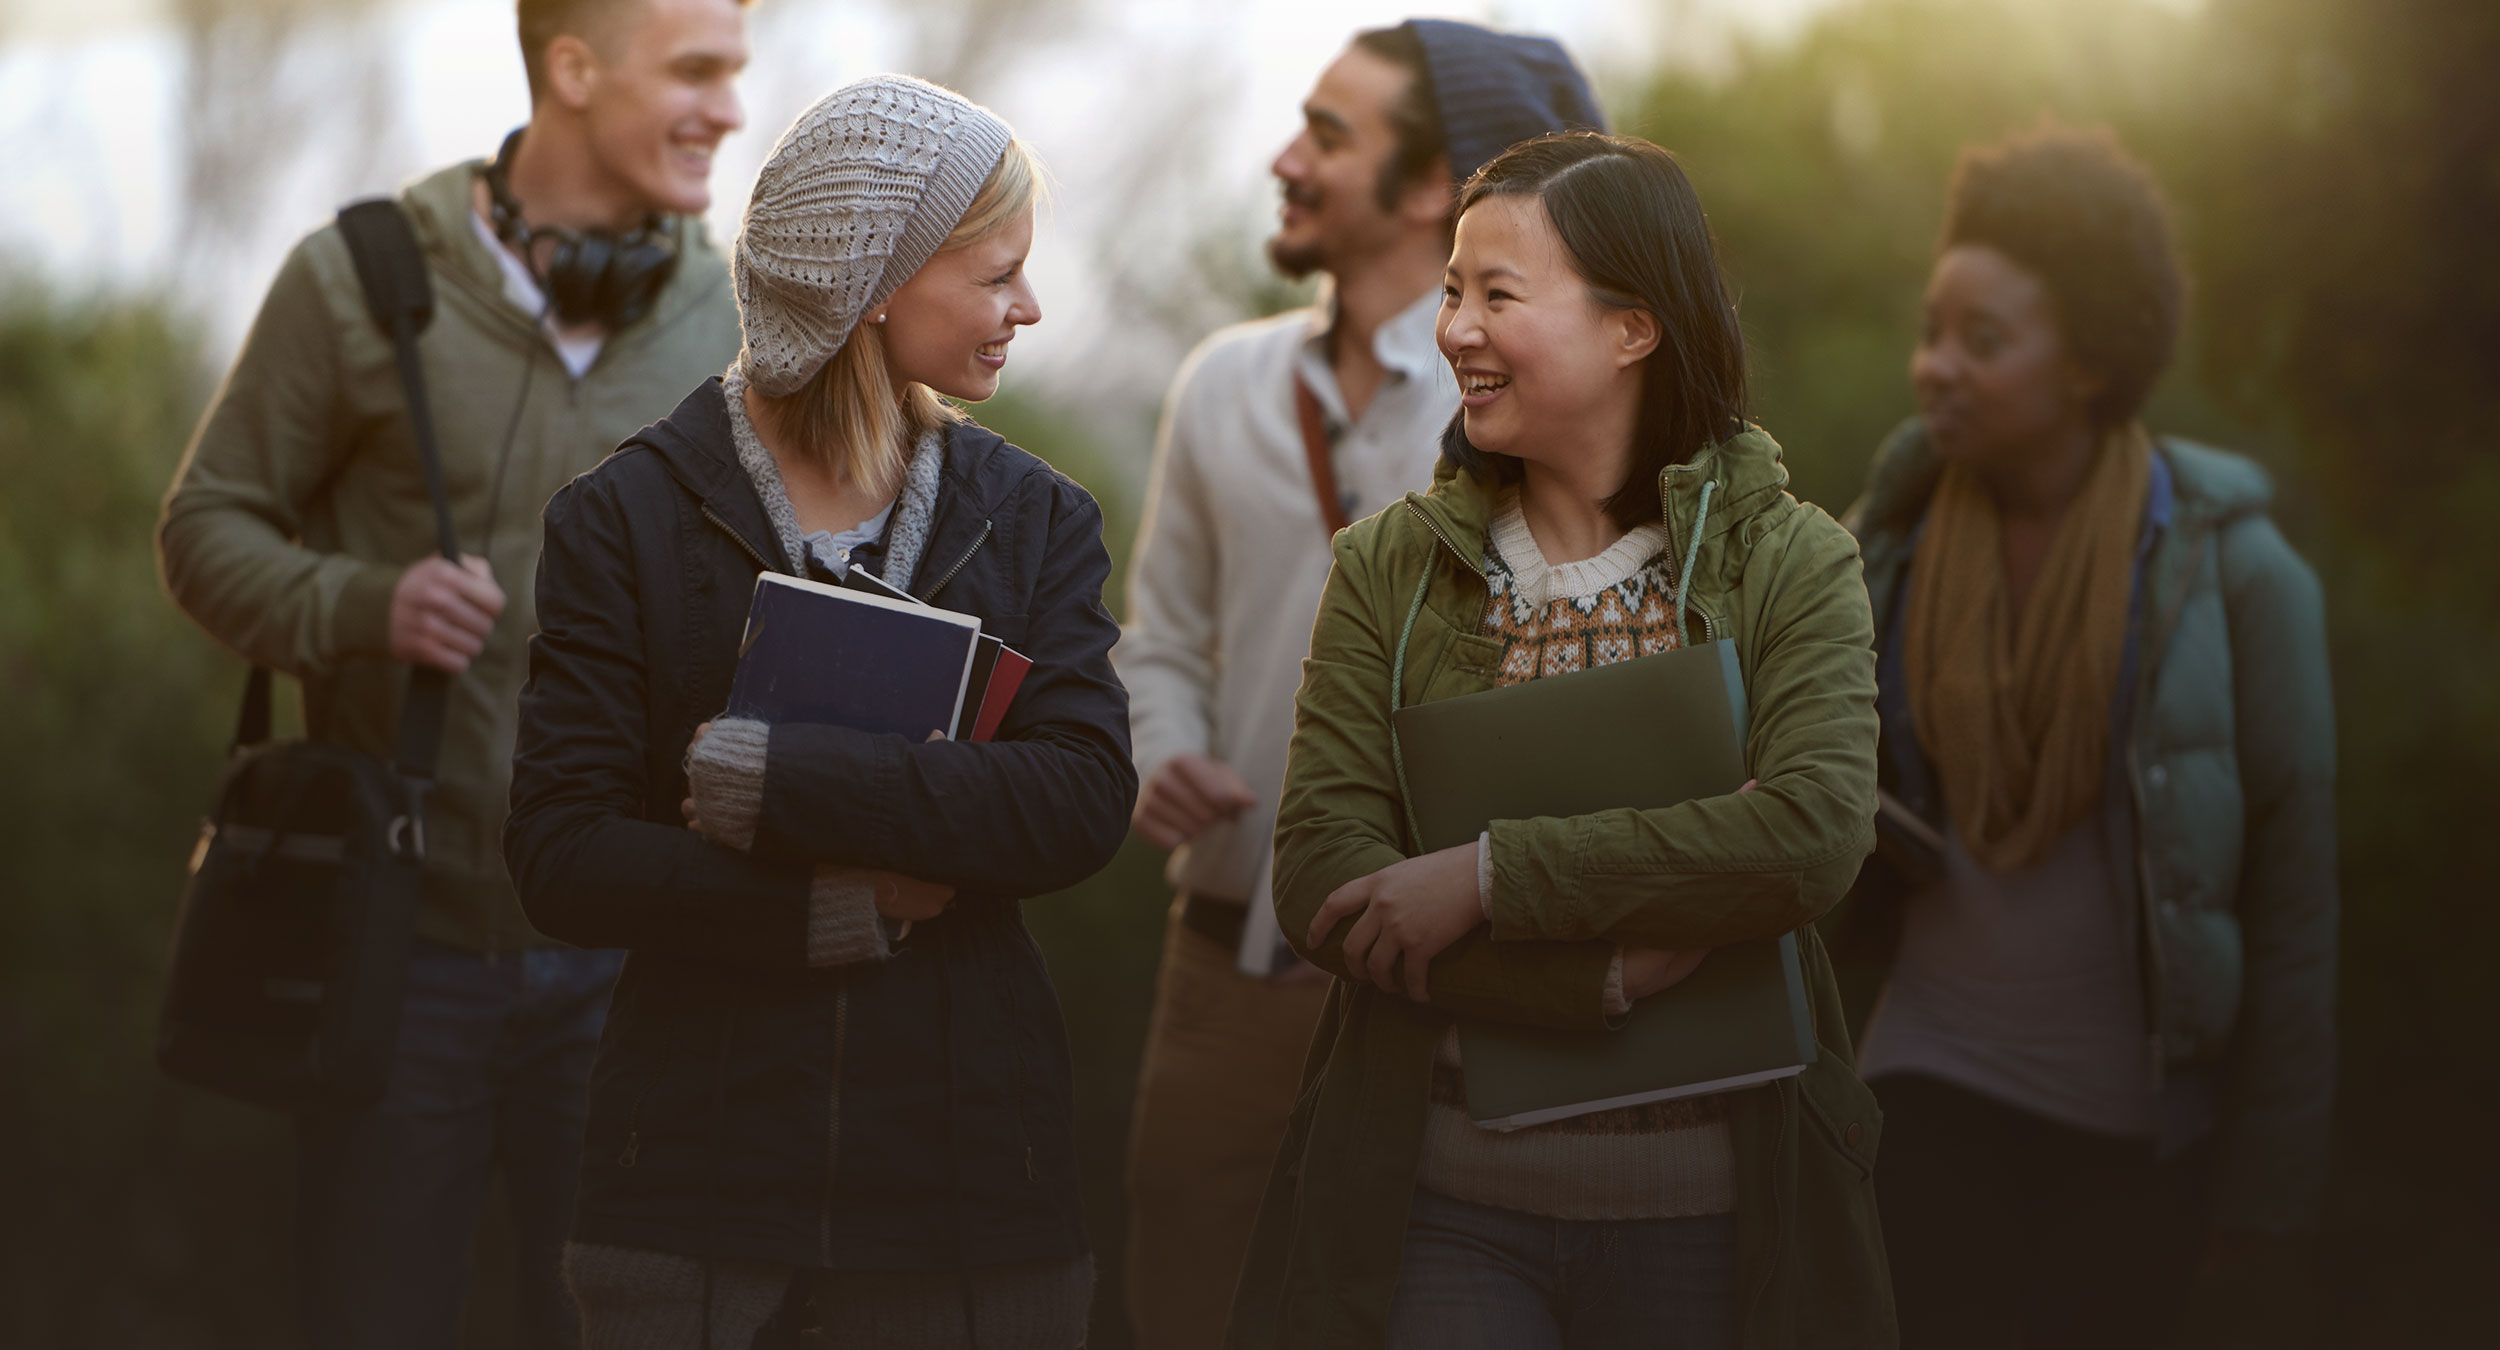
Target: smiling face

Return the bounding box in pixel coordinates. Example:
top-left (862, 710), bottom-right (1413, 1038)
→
top-left (1267, 44), bottom-right (1429, 279)
top-left (879, 206), bottom-right (1042, 404)
top-left (569, 0), bottom-right (749, 216)
top-left (1911, 243), bottom-right (2100, 472)
top-left (1438, 194), bottom-right (1656, 471)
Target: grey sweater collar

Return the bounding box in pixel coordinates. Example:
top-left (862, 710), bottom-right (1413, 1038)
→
top-left (720, 366), bottom-right (945, 591)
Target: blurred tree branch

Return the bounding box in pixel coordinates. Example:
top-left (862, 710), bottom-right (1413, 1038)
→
top-left (170, 0), bottom-right (396, 282)
top-left (898, 0), bottom-right (1093, 96)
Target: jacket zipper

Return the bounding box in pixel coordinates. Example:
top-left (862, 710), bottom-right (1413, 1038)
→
top-left (702, 504), bottom-right (783, 575)
top-left (616, 1024), bottom-right (680, 1169)
top-left (1004, 914), bottom-right (1041, 1182)
top-left (2127, 740), bottom-right (2167, 1097)
top-left (1402, 497), bottom-right (1475, 573)
top-left (818, 985), bottom-right (849, 1265)
top-left (690, 485), bottom-right (873, 1254)
top-left (1746, 1084), bottom-right (1791, 1320)
top-left (917, 520), bottom-right (993, 603)
top-left (2128, 524), bottom-right (2203, 1098)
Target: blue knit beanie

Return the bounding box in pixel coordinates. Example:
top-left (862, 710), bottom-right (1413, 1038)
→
top-left (1403, 19), bottom-right (1606, 186)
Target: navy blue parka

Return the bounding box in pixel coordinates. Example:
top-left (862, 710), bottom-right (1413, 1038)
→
top-left (505, 377), bottom-right (1135, 1270)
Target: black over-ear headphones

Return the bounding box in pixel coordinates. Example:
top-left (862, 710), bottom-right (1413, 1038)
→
top-left (481, 128), bottom-right (680, 331)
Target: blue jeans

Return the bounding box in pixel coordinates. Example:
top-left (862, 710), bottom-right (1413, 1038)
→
top-left (295, 937), bottom-right (624, 1350)
top-left (1388, 1187), bottom-right (1741, 1350)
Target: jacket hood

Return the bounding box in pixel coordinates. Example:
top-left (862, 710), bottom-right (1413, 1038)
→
top-left (2156, 435), bottom-right (2275, 524)
top-left (397, 158), bottom-right (731, 343)
top-left (1850, 417), bottom-right (2275, 541)
top-left (1412, 425), bottom-right (1795, 572)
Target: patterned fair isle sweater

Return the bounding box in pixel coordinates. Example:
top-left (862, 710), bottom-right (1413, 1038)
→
top-left (1416, 490), bottom-right (1738, 1221)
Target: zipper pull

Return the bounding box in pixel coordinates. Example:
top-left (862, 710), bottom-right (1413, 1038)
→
top-left (1024, 1146), bottom-right (1038, 1182)
top-left (618, 1132), bottom-right (639, 1168)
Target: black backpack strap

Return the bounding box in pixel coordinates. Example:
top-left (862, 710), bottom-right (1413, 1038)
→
top-left (336, 198), bottom-right (459, 787)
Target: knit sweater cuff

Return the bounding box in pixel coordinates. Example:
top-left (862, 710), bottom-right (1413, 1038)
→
top-left (808, 867), bottom-right (892, 967)
top-left (1604, 949), bottom-right (1630, 1017)
top-left (686, 717), bottom-right (771, 852)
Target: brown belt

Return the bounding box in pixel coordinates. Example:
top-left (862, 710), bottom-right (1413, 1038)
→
top-left (1179, 891), bottom-right (1250, 952)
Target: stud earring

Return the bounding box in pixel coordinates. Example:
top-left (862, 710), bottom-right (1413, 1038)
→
top-left (870, 312), bottom-right (887, 324)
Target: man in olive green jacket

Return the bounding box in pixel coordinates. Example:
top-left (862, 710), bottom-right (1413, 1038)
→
top-left (157, 1), bottom-right (748, 1342)
top-left (1236, 431), bottom-right (1896, 1349)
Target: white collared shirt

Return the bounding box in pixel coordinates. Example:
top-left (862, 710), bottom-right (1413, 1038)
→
top-left (470, 209), bottom-right (605, 380)
top-left (1117, 285), bottom-right (1458, 904)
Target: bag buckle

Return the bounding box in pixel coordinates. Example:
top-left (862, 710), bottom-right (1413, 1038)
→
top-left (385, 814), bottom-right (426, 861)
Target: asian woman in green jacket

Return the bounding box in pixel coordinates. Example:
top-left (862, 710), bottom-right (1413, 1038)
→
top-left (1233, 132), bottom-right (1894, 1350)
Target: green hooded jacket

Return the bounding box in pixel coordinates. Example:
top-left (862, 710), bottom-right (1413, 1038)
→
top-left (159, 160), bottom-right (743, 954)
top-left (1232, 428), bottom-right (1897, 1349)
top-left (1831, 420), bottom-right (2338, 1235)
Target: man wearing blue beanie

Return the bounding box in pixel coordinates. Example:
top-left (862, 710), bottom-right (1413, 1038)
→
top-left (1115, 20), bottom-right (1600, 1349)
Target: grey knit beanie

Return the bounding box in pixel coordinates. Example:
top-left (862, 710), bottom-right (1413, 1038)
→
top-left (733, 75), bottom-right (1015, 396)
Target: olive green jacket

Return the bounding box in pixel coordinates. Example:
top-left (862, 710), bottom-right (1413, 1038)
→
top-left (1232, 429), bottom-right (1896, 1349)
top-left (1833, 420), bottom-right (2338, 1234)
top-left (159, 160), bottom-right (743, 953)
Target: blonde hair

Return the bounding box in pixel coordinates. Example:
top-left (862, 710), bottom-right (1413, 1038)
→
top-left (757, 139), bottom-right (1043, 494)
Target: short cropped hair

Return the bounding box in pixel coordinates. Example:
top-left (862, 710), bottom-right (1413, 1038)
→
top-left (1350, 26), bottom-right (1446, 213)
top-left (1941, 122), bottom-right (2187, 428)
top-left (516, 0), bottom-right (750, 104)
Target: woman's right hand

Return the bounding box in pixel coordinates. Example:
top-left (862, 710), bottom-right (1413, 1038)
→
top-left (1623, 947), bottom-right (1710, 1001)
top-left (871, 872), bottom-right (955, 923)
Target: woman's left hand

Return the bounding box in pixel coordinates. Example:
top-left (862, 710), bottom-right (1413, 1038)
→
top-left (1307, 842), bottom-right (1484, 1002)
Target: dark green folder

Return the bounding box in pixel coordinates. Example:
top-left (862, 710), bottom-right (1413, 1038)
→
top-left (1390, 639), bottom-right (1816, 1132)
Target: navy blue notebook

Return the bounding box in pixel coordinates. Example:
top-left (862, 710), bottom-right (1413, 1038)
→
top-left (726, 573), bottom-right (981, 740)
top-left (839, 564), bottom-right (1015, 742)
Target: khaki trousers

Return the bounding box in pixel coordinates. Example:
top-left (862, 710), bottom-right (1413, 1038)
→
top-left (1124, 901), bottom-right (1331, 1350)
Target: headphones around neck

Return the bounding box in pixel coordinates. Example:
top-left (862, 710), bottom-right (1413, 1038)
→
top-left (482, 128), bottom-right (679, 331)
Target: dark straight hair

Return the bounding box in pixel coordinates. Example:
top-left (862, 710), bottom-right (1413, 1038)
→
top-left (1442, 132), bottom-right (1748, 530)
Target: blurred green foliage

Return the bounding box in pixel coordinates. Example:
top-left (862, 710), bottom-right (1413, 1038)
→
top-left (1, 0), bottom-right (2491, 1344)
top-left (0, 282), bottom-right (298, 1342)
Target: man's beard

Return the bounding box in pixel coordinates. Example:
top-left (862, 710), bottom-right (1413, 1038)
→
top-left (1266, 178), bottom-right (1329, 280)
top-left (1266, 234), bottom-right (1327, 280)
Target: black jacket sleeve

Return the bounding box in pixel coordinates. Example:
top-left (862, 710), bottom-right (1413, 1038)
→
top-left (504, 471), bottom-right (813, 965)
top-left (751, 470), bottom-right (1138, 895)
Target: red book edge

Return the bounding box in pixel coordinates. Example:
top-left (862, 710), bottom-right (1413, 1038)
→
top-left (969, 647), bottom-right (1032, 742)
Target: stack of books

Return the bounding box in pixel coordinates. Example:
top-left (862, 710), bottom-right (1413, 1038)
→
top-left (726, 568), bottom-right (1031, 742)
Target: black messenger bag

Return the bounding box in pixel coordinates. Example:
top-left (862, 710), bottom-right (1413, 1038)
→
top-left (157, 199), bottom-right (463, 1108)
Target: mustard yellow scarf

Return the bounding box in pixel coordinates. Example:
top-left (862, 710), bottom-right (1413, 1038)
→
top-left (1904, 425), bottom-right (2150, 872)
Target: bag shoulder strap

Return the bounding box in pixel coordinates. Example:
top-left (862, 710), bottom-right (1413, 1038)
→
top-left (1292, 372), bottom-right (1352, 538)
top-left (328, 198), bottom-right (458, 784)
top-left (336, 199), bottom-right (458, 565)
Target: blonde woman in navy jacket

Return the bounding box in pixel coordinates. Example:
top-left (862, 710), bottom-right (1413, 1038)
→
top-left (506, 78), bottom-right (1132, 1348)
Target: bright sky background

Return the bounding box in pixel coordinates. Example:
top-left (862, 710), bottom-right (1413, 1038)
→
top-left (0, 0), bottom-right (1843, 412)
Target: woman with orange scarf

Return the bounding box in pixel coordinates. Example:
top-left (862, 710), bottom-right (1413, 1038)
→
top-left (1834, 125), bottom-right (2339, 1348)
